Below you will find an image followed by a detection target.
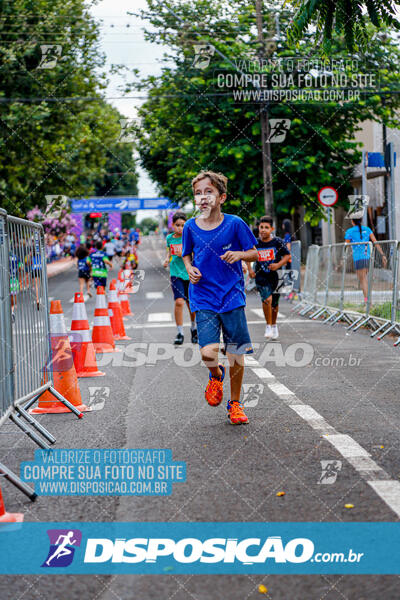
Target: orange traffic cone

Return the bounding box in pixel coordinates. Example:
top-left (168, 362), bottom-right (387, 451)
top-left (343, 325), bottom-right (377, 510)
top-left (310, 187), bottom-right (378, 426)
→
top-left (118, 280), bottom-right (133, 316)
top-left (0, 485), bottom-right (23, 522)
top-left (70, 293), bottom-right (105, 377)
top-left (92, 286), bottom-right (121, 353)
top-left (108, 280), bottom-right (131, 340)
top-left (30, 300), bottom-right (90, 414)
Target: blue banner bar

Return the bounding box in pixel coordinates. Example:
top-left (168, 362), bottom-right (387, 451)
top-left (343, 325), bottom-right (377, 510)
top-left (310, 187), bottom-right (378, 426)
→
top-left (70, 197), bottom-right (176, 212)
top-left (1, 522), bottom-right (400, 574)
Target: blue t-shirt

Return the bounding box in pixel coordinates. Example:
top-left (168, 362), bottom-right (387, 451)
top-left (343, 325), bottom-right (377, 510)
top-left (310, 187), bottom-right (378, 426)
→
top-left (78, 257), bottom-right (90, 274)
top-left (344, 226), bottom-right (372, 261)
top-left (182, 213), bottom-right (257, 313)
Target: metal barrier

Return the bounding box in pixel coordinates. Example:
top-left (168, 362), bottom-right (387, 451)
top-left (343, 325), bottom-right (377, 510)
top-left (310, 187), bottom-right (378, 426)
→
top-left (299, 239), bottom-right (400, 341)
top-left (308, 245), bottom-right (331, 319)
top-left (290, 240), bottom-right (301, 294)
top-left (295, 245), bottom-right (319, 314)
top-left (0, 209), bottom-right (80, 499)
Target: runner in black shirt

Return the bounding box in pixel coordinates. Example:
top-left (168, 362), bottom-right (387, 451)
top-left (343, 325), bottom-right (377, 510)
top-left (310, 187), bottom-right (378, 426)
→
top-left (248, 216), bottom-right (290, 339)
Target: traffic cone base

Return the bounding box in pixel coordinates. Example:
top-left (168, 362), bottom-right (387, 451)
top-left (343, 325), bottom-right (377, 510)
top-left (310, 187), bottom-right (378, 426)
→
top-left (29, 301), bottom-right (84, 415)
top-left (0, 488), bottom-right (24, 522)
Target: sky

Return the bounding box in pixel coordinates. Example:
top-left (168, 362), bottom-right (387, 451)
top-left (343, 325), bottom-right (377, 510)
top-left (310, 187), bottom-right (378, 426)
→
top-left (90, 0), bottom-right (170, 220)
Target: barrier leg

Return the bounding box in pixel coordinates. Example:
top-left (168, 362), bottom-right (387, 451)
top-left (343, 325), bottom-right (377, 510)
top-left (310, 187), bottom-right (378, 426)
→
top-left (9, 414), bottom-right (51, 450)
top-left (15, 406), bottom-right (56, 444)
top-left (377, 323), bottom-right (398, 341)
top-left (371, 321), bottom-right (391, 338)
top-left (0, 462), bottom-right (37, 501)
top-left (323, 310), bottom-right (340, 324)
top-left (346, 315), bottom-right (364, 330)
top-left (47, 386), bottom-right (83, 419)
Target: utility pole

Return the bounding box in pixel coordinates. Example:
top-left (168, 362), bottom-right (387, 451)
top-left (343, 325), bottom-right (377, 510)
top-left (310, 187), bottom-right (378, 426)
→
top-left (255, 0), bottom-right (274, 219)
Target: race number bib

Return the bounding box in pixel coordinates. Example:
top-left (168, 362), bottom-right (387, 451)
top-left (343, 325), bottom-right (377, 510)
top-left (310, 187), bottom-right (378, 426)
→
top-left (257, 248), bottom-right (275, 262)
top-left (170, 244), bottom-right (182, 257)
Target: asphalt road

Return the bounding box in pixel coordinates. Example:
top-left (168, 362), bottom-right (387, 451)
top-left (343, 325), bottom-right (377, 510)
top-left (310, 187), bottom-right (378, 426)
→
top-left (1, 234), bottom-right (400, 600)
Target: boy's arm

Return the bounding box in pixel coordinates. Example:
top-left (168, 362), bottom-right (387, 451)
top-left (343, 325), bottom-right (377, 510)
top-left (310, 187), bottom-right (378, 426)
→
top-left (104, 258), bottom-right (113, 268)
top-left (182, 254), bottom-right (202, 283)
top-left (268, 253), bottom-right (291, 271)
top-left (163, 244), bottom-right (171, 268)
top-left (220, 247), bottom-right (258, 264)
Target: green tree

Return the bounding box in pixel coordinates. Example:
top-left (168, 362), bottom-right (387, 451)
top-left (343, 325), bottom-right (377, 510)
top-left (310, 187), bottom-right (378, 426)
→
top-left (0, 0), bottom-right (138, 216)
top-left (134, 0), bottom-right (400, 225)
top-left (94, 144), bottom-right (139, 197)
top-left (288, 0), bottom-right (400, 51)
top-left (139, 217), bottom-right (158, 234)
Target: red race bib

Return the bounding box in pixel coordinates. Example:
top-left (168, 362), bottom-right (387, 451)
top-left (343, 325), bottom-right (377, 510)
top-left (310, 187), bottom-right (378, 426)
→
top-left (257, 248), bottom-right (275, 262)
top-left (170, 243), bottom-right (182, 257)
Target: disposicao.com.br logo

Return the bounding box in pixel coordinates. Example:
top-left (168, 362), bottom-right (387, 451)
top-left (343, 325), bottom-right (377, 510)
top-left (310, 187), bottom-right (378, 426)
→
top-left (82, 536), bottom-right (362, 565)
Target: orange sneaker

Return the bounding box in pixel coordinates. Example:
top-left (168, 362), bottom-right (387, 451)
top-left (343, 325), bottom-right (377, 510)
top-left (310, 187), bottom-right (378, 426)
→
top-left (227, 400), bottom-right (249, 425)
top-left (205, 365), bottom-right (225, 406)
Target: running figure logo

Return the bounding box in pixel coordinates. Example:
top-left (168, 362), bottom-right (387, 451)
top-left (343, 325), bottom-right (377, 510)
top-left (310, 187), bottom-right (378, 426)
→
top-left (268, 119), bottom-right (291, 143)
top-left (242, 383), bottom-right (264, 408)
top-left (42, 529), bottom-right (82, 567)
top-left (37, 45), bottom-right (63, 69)
top-left (192, 43), bottom-right (215, 70)
top-left (318, 460), bottom-right (342, 484)
top-left (346, 195), bottom-right (369, 220)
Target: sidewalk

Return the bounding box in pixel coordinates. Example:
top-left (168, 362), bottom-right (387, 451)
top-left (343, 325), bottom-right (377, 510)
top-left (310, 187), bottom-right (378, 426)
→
top-left (46, 256), bottom-right (75, 278)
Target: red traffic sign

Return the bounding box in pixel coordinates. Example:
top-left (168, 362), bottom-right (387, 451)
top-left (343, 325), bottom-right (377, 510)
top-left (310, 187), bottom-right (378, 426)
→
top-left (318, 187), bottom-right (338, 208)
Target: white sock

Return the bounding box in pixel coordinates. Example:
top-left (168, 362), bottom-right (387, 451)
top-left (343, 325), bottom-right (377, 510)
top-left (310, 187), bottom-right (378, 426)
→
top-left (177, 326), bottom-right (184, 335)
top-left (191, 321), bottom-right (196, 331)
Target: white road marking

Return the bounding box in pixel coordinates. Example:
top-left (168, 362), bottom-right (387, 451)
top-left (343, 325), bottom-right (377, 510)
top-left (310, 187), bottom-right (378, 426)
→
top-left (251, 308), bottom-right (286, 319)
top-left (322, 434), bottom-right (370, 458)
top-left (146, 292), bottom-right (164, 299)
top-left (249, 355), bottom-right (400, 518)
top-left (268, 382), bottom-right (296, 397)
top-left (250, 367), bottom-right (276, 380)
top-left (244, 356), bottom-right (259, 366)
top-left (147, 312), bottom-right (172, 322)
top-left (368, 481), bottom-right (400, 517)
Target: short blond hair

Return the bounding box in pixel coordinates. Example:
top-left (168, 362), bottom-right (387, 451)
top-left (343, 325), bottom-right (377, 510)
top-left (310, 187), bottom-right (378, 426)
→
top-left (191, 170), bottom-right (228, 196)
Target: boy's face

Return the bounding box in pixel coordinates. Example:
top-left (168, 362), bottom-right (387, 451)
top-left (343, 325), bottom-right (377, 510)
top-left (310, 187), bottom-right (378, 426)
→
top-left (259, 221), bottom-right (274, 240)
top-left (173, 219), bottom-right (185, 235)
top-left (193, 177), bottom-right (226, 218)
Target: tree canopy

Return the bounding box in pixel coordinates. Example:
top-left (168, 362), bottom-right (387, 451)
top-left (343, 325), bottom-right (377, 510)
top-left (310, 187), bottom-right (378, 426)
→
top-left (0, 0), bottom-right (138, 217)
top-left (288, 0), bottom-right (400, 51)
top-left (133, 0), bottom-right (400, 226)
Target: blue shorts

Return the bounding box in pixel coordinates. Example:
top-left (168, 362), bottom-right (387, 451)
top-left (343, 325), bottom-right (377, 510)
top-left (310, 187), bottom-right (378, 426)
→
top-left (171, 276), bottom-right (189, 301)
top-left (93, 277), bottom-right (107, 289)
top-left (354, 258), bottom-right (369, 271)
top-left (257, 284), bottom-right (280, 308)
top-left (195, 306), bottom-right (253, 355)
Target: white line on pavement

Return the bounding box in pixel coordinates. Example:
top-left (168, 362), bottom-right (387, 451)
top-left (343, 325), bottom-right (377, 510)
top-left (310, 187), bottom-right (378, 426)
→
top-left (250, 367), bottom-right (276, 380)
top-left (147, 312), bottom-right (172, 322)
top-left (251, 308), bottom-right (286, 319)
top-left (249, 356), bottom-right (400, 518)
top-left (146, 292), bottom-right (164, 299)
top-left (124, 318), bottom-right (317, 330)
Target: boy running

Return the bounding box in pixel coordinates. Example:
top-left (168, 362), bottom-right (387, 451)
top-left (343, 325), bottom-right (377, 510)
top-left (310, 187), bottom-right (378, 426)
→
top-left (182, 171), bottom-right (258, 425)
top-left (87, 241), bottom-right (112, 289)
top-left (248, 216), bottom-right (291, 340)
top-left (163, 211), bottom-right (197, 345)
top-left (76, 245), bottom-right (92, 296)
